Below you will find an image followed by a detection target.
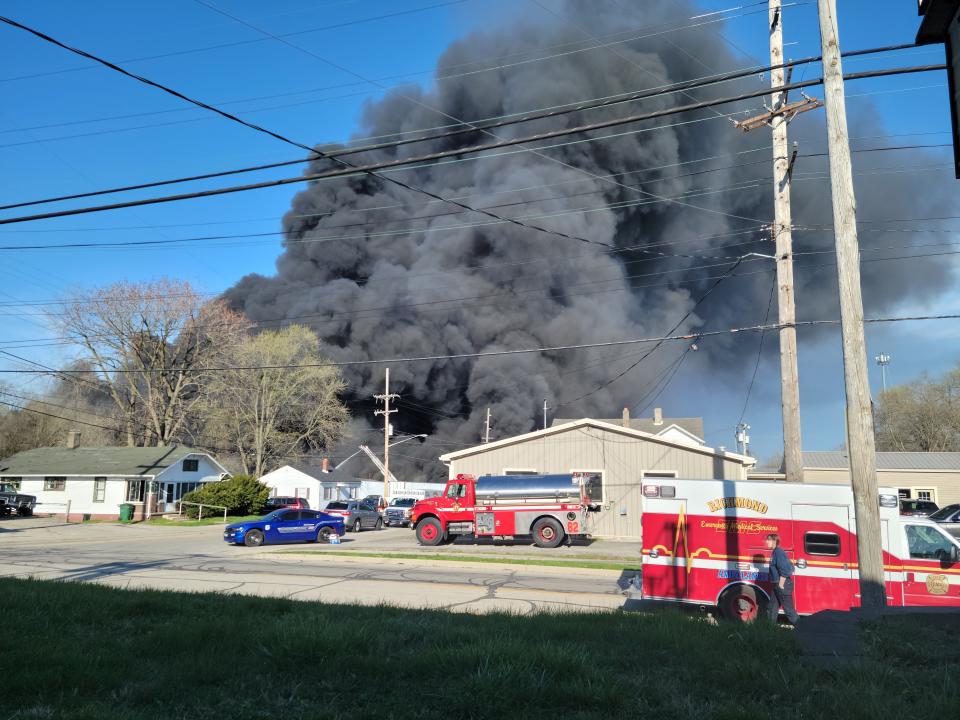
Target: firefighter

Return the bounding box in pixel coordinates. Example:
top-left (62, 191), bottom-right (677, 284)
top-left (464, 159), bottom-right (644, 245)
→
top-left (765, 533), bottom-right (799, 624)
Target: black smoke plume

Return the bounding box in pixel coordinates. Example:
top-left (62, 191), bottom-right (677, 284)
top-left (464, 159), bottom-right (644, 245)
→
top-left (225, 1), bottom-right (957, 480)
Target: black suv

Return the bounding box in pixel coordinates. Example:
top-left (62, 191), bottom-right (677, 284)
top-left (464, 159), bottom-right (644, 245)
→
top-left (899, 498), bottom-right (939, 517)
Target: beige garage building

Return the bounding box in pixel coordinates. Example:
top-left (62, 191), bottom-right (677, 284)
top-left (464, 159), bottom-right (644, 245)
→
top-left (800, 451), bottom-right (960, 506)
top-left (438, 418), bottom-right (754, 539)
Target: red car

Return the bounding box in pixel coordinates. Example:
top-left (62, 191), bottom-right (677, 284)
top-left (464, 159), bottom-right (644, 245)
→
top-left (264, 496), bottom-right (310, 511)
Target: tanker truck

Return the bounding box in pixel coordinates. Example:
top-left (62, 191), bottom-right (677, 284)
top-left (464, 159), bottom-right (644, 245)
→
top-left (409, 472), bottom-right (600, 548)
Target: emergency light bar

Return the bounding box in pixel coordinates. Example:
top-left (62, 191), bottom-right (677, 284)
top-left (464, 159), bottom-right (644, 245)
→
top-left (642, 485), bottom-right (675, 498)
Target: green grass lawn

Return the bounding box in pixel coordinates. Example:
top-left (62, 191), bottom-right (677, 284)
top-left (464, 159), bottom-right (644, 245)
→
top-left (282, 549), bottom-right (635, 571)
top-left (1, 578), bottom-right (956, 719)
top-left (146, 514), bottom-right (261, 526)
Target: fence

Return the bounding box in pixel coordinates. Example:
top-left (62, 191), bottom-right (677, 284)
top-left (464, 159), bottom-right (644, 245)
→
top-left (176, 500), bottom-right (228, 522)
top-left (33, 501), bottom-right (71, 522)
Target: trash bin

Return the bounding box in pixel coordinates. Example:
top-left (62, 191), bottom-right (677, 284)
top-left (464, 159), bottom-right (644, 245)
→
top-left (119, 503), bottom-right (135, 522)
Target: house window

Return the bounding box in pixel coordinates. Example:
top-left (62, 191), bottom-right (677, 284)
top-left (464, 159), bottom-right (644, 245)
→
top-left (916, 489), bottom-right (935, 502)
top-left (93, 477), bottom-right (106, 503)
top-left (126, 480), bottom-right (146, 502)
top-left (572, 470), bottom-right (604, 504)
top-left (804, 532), bottom-right (841, 556)
top-left (1, 477), bottom-right (22, 489)
top-left (898, 488), bottom-right (912, 499)
top-left (323, 486), bottom-right (335, 500)
top-left (44, 477), bottom-right (66, 491)
top-left (182, 459), bottom-right (199, 472)
top-left (503, 468), bottom-right (538, 475)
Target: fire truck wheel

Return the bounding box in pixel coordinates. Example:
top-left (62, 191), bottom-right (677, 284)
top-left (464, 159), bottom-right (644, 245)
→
top-left (718, 585), bottom-right (765, 623)
top-left (416, 518), bottom-right (444, 546)
top-left (531, 518), bottom-right (564, 548)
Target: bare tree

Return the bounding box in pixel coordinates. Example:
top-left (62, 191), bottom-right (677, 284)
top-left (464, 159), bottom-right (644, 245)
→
top-left (200, 325), bottom-right (349, 477)
top-left (50, 279), bottom-right (249, 447)
top-left (874, 364), bottom-right (960, 452)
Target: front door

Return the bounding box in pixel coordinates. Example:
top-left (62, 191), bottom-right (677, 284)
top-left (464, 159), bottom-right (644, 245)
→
top-left (902, 524), bottom-right (960, 606)
top-left (790, 504), bottom-right (854, 613)
top-left (268, 510), bottom-right (305, 543)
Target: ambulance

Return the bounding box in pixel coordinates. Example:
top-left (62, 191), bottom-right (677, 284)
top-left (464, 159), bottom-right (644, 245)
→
top-left (640, 478), bottom-right (960, 621)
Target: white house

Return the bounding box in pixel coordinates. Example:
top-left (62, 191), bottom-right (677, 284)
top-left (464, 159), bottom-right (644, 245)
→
top-left (0, 439), bottom-right (228, 521)
top-left (260, 460), bottom-right (444, 506)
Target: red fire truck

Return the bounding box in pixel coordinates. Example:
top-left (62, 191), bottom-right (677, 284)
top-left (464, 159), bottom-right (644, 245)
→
top-left (641, 478), bottom-right (960, 621)
top-left (409, 473), bottom-right (600, 547)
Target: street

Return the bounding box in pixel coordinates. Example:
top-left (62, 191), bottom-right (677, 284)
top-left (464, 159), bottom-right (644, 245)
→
top-left (0, 517), bottom-right (633, 614)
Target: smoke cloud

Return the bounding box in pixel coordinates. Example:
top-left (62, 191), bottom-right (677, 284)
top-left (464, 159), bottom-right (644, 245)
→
top-left (225, 0), bottom-right (957, 479)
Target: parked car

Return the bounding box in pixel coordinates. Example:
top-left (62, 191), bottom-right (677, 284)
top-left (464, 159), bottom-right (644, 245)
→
top-left (363, 495), bottom-right (386, 512)
top-left (223, 509), bottom-right (343, 547)
top-left (929, 503), bottom-right (960, 539)
top-left (384, 497), bottom-right (417, 527)
top-left (263, 496), bottom-right (310, 511)
top-left (323, 499), bottom-right (382, 532)
top-left (0, 482), bottom-right (36, 517)
top-left (900, 498), bottom-right (940, 517)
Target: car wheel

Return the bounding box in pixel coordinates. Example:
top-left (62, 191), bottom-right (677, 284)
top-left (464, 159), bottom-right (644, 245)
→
top-left (718, 585), bottom-right (765, 623)
top-left (531, 517), bottom-right (564, 548)
top-left (375, 517), bottom-right (383, 530)
top-left (17, 507), bottom-right (33, 517)
top-left (415, 518), bottom-right (444, 546)
top-left (243, 529), bottom-right (265, 547)
top-left (353, 518), bottom-right (362, 533)
top-left (317, 527), bottom-right (334, 543)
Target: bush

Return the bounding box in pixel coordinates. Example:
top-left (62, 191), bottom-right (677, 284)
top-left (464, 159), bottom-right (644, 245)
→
top-left (181, 475), bottom-right (269, 518)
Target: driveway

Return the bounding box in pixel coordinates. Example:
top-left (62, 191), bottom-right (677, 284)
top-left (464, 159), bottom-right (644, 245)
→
top-left (0, 517), bottom-right (635, 614)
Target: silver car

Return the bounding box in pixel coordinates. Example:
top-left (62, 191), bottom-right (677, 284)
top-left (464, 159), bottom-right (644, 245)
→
top-left (322, 500), bottom-right (383, 532)
top-left (930, 503), bottom-right (960, 539)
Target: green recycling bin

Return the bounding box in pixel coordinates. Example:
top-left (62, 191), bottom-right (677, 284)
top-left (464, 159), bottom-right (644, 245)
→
top-left (119, 503), bottom-right (135, 522)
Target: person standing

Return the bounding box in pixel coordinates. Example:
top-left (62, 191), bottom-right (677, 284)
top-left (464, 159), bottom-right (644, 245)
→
top-left (765, 533), bottom-right (800, 624)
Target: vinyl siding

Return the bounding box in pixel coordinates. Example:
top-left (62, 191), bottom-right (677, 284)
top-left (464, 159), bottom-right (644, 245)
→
top-left (802, 468), bottom-right (960, 506)
top-left (446, 425), bottom-right (747, 539)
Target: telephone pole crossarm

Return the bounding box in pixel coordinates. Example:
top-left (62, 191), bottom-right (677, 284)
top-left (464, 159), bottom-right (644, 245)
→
top-left (373, 367), bottom-right (400, 504)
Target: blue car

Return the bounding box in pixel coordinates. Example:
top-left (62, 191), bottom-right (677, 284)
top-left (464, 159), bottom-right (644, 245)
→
top-left (223, 509), bottom-right (345, 547)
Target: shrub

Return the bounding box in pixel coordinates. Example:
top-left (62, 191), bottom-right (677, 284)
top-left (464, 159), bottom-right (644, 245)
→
top-left (181, 475), bottom-right (269, 518)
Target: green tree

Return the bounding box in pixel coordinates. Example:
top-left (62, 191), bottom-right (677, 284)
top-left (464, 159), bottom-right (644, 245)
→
top-left (200, 325), bottom-right (349, 477)
top-left (181, 475), bottom-right (269, 517)
top-left (874, 363), bottom-right (960, 452)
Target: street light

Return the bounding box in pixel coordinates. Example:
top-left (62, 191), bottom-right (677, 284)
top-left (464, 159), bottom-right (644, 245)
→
top-left (875, 353), bottom-right (891, 393)
top-left (331, 434), bottom-right (428, 472)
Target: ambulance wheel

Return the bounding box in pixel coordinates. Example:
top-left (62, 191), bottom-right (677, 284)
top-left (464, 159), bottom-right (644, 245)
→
top-left (416, 518), bottom-right (444, 546)
top-left (532, 518), bottom-right (564, 549)
top-left (719, 585), bottom-right (764, 623)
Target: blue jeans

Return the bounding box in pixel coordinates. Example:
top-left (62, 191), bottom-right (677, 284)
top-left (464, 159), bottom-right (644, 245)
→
top-left (768, 578), bottom-right (799, 624)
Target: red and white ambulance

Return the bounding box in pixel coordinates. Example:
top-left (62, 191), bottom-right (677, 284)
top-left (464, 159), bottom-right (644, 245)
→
top-left (641, 478), bottom-right (960, 621)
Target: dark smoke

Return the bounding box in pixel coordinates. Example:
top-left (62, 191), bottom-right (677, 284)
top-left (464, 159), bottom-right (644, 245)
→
top-left (225, 0), bottom-right (957, 480)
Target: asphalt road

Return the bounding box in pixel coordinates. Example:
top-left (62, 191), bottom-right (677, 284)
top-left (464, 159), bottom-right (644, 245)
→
top-left (0, 517), bottom-right (633, 614)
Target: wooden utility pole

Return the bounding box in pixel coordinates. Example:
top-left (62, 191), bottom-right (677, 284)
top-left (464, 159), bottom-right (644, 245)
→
top-left (373, 368), bottom-right (398, 504)
top-left (768, 0), bottom-right (804, 483)
top-left (734, 1), bottom-right (820, 482)
top-left (817, 0), bottom-right (887, 608)
top-left (484, 407), bottom-right (491, 443)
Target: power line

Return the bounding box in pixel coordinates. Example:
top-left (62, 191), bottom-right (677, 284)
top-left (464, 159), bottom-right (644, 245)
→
top-left (738, 273), bottom-right (777, 425)
top-left (0, 60), bottom-right (943, 227)
top-left (0, 41), bottom-right (928, 213)
top-left (1, 312), bottom-right (955, 374)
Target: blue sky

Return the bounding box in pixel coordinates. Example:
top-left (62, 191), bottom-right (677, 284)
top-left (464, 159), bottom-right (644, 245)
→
top-left (0, 0), bottom-right (957, 461)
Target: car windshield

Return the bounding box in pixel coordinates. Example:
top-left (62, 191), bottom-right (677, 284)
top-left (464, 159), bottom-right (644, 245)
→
top-left (929, 504), bottom-right (960, 521)
top-left (390, 498), bottom-right (416, 507)
top-left (325, 502), bottom-right (349, 510)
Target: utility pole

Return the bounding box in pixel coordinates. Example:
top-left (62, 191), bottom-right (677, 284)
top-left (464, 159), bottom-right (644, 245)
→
top-left (542, 399), bottom-right (548, 430)
top-left (373, 368), bottom-right (399, 504)
top-left (875, 353), bottom-right (891, 393)
top-left (734, 0), bottom-right (820, 483)
top-left (735, 422), bottom-right (751, 456)
top-left (484, 407), bottom-right (491, 443)
top-left (817, 0), bottom-right (887, 608)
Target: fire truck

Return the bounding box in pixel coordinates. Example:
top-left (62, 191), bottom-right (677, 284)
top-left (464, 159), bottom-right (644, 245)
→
top-left (641, 478), bottom-right (960, 621)
top-left (409, 473), bottom-right (600, 548)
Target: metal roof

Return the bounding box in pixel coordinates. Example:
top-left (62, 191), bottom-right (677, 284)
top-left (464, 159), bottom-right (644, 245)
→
top-left (802, 451), bottom-right (960, 471)
top-left (0, 445), bottom-right (219, 477)
top-left (552, 416), bottom-right (704, 441)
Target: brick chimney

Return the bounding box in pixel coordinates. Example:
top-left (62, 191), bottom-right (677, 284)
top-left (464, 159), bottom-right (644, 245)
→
top-left (322, 458), bottom-right (330, 473)
top-left (621, 407), bottom-right (630, 428)
top-left (66, 431), bottom-right (81, 449)
top-left (653, 407), bottom-right (663, 426)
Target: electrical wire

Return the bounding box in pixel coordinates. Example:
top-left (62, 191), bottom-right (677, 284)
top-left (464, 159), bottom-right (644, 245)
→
top-left (738, 273), bottom-right (777, 425)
